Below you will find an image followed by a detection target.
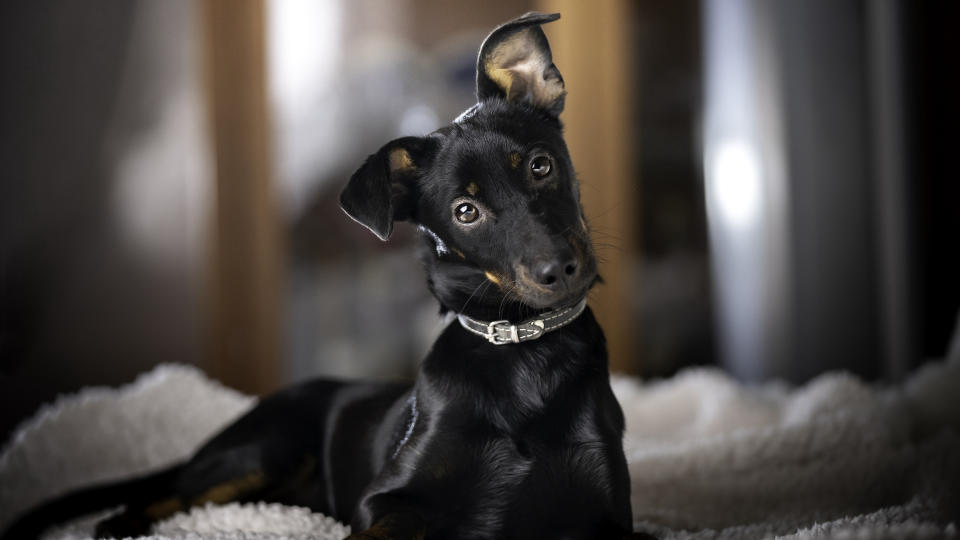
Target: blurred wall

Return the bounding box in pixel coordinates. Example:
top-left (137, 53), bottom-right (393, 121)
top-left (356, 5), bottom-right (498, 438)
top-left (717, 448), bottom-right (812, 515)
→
top-left (0, 1), bottom-right (209, 443)
top-left (702, 0), bottom-right (960, 382)
top-left (631, 1), bottom-right (715, 377)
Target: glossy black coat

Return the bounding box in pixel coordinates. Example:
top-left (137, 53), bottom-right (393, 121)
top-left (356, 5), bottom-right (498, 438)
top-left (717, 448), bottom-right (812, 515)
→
top-left (1, 12), bottom-right (655, 540)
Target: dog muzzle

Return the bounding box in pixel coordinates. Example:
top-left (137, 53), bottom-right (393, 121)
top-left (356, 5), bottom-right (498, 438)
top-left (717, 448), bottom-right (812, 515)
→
top-left (456, 298), bottom-right (588, 345)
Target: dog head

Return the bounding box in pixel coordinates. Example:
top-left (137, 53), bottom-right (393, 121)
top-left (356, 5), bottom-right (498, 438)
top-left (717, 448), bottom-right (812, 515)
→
top-left (340, 13), bottom-right (597, 321)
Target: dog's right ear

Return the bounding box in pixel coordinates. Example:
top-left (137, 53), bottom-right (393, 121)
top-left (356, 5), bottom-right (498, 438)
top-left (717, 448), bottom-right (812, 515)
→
top-left (339, 136), bottom-right (434, 241)
top-left (476, 12), bottom-right (565, 115)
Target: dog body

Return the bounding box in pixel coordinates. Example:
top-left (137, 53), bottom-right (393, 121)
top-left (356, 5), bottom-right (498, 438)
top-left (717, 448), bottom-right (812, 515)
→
top-left (353, 308), bottom-right (631, 539)
top-left (3, 13), bottom-right (651, 540)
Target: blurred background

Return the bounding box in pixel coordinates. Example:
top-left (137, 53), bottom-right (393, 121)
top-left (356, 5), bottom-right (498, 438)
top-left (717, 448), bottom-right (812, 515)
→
top-left (1, 0), bottom-right (958, 446)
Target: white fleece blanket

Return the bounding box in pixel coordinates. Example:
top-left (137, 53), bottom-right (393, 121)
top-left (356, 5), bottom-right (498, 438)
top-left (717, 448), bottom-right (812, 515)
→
top-left (1, 360), bottom-right (958, 540)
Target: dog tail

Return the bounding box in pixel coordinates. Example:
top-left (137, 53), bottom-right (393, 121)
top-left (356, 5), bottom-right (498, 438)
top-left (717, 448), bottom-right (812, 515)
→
top-left (0, 463), bottom-right (183, 540)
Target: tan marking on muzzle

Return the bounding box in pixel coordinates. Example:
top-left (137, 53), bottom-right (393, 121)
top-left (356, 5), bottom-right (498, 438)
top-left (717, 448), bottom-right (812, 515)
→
top-left (514, 264), bottom-right (554, 294)
top-left (484, 271), bottom-right (504, 286)
top-left (568, 233), bottom-right (586, 271)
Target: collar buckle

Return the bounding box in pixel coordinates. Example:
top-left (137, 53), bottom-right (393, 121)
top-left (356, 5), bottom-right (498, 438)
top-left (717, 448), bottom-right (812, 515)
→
top-left (485, 320), bottom-right (517, 345)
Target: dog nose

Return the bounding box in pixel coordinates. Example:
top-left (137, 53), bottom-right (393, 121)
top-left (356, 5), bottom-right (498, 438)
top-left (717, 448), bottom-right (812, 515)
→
top-left (534, 256), bottom-right (579, 289)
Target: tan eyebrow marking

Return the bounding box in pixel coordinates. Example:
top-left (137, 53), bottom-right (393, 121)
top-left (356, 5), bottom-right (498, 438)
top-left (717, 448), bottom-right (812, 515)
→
top-left (466, 182), bottom-right (479, 196)
top-left (509, 152), bottom-right (522, 169)
top-left (484, 271), bottom-right (503, 286)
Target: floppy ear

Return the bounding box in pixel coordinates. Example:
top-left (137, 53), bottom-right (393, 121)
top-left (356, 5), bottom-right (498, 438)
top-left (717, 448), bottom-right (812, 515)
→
top-left (339, 136), bottom-right (432, 241)
top-left (476, 12), bottom-right (566, 115)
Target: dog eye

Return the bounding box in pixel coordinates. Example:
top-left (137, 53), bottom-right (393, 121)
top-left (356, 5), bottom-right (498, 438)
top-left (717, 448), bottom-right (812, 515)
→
top-left (454, 203), bottom-right (480, 224)
top-left (530, 155), bottom-right (552, 178)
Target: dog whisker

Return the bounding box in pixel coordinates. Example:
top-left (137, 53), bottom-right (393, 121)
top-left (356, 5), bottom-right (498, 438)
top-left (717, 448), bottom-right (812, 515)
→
top-left (460, 277), bottom-right (494, 314)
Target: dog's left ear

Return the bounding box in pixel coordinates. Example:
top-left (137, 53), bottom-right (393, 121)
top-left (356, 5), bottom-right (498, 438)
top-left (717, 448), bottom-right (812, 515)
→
top-left (340, 136), bottom-right (434, 241)
top-left (476, 12), bottom-right (566, 116)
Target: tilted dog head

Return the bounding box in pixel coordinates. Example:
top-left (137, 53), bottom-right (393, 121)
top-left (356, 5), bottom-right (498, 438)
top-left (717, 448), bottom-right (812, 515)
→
top-left (340, 13), bottom-right (597, 321)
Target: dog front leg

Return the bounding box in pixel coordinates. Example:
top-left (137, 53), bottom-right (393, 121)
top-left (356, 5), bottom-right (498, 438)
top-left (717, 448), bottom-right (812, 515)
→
top-left (345, 511), bottom-right (426, 540)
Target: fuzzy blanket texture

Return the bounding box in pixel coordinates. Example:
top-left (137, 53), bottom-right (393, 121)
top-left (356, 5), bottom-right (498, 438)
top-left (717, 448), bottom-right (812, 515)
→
top-left (1, 359), bottom-right (958, 540)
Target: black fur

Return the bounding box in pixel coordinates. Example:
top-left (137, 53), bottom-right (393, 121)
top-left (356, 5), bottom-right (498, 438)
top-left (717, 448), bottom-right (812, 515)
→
top-left (2, 13), bottom-right (655, 540)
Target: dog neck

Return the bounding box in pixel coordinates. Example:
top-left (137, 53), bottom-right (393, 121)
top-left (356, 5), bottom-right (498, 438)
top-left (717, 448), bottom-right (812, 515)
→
top-left (455, 298), bottom-right (587, 345)
top-left (420, 305), bottom-right (609, 428)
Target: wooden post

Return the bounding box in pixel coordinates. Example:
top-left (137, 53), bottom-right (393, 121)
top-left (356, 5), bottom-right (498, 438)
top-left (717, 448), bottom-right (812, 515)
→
top-left (200, 0), bottom-right (282, 394)
top-left (536, 0), bottom-right (638, 374)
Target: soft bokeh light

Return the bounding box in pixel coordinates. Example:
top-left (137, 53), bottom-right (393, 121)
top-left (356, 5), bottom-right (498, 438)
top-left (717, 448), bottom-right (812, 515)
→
top-left (709, 139), bottom-right (761, 230)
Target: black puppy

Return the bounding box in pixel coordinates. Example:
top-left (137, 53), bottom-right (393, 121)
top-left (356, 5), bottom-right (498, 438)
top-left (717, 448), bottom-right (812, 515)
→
top-left (3, 13), bottom-right (654, 540)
